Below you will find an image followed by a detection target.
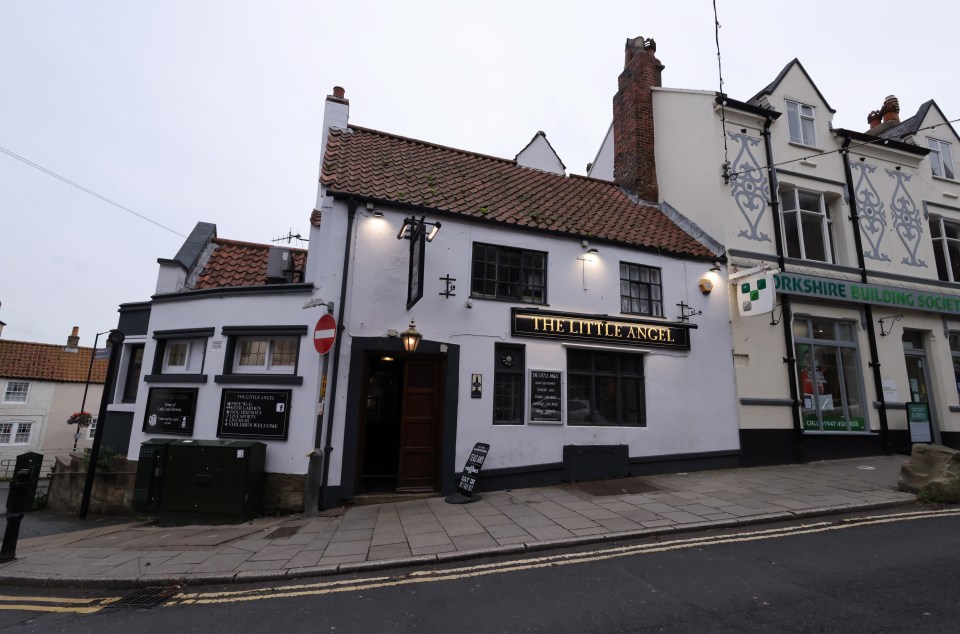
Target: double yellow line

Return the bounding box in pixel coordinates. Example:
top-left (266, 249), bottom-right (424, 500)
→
top-left (3, 507), bottom-right (958, 614)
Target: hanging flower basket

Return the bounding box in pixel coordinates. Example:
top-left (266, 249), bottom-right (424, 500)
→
top-left (67, 411), bottom-right (93, 428)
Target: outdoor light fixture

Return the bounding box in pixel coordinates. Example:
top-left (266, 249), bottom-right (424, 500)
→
top-left (397, 216), bottom-right (441, 242)
top-left (586, 247), bottom-right (599, 255)
top-left (401, 320), bottom-right (422, 352)
top-left (710, 261), bottom-right (722, 272)
top-left (372, 210), bottom-right (384, 218)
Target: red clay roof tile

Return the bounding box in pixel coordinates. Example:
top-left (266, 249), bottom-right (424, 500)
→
top-left (320, 126), bottom-right (713, 259)
top-left (194, 238), bottom-right (307, 290)
top-left (0, 340), bottom-right (107, 383)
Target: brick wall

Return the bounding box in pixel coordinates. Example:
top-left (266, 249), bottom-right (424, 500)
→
top-left (612, 36), bottom-right (663, 203)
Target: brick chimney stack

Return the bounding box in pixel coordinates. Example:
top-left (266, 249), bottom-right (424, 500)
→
top-left (881, 95), bottom-right (900, 123)
top-left (612, 36), bottom-right (663, 203)
top-left (65, 326), bottom-right (80, 352)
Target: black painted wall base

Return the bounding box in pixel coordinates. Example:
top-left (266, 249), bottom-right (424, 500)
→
top-left (739, 428), bottom-right (886, 466)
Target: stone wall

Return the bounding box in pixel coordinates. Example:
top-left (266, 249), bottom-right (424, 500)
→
top-left (264, 472), bottom-right (306, 513)
top-left (48, 457), bottom-right (306, 516)
top-left (47, 455), bottom-right (137, 515)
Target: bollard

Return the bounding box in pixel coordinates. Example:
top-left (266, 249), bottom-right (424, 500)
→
top-left (0, 469), bottom-right (30, 562)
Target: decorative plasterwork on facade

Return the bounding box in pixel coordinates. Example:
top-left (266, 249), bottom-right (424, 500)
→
top-left (728, 132), bottom-right (771, 243)
top-left (887, 169), bottom-right (926, 267)
top-left (850, 162), bottom-right (889, 262)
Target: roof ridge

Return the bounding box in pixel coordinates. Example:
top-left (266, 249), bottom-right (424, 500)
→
top-left (346, 124), bottom-right (520, 167)
top-left (0, 340), bottom-right (97, 352)
top-left (212, 237), bottom-right (307, 252)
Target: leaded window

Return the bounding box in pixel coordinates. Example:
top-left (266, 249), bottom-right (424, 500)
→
top-left (471, 243), bottom-right (546, 304)
top-left (620, 262), bottom-right (663, 317)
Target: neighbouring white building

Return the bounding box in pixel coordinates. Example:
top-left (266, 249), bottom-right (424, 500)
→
top-left (0, 328), bottom-right (106, 471)
top-left (589, 37), bottom-right (960, 464)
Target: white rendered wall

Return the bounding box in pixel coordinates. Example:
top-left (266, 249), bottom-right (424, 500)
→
top-left (126, 291), bottom-right (320, 475)
top-left (0, 380), bottom-right (53, 462)
top-left (315, 199), bottom-right (739, 482)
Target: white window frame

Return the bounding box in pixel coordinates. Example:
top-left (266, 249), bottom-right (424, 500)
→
top-left (786, 100), bottom-right (817, 146)
top-left (3, 381), bottom-right (30, 403)
top-left (161, 338), bottom-right (204, 374)
top-left (0, 421), bottom-right (33, 445)
top-left (930, 216), bottom-right (960, 282)
top-left (928, 137), bottom-right (955, 180)
top-left (780, 188), bottom-right (835, 263)
top-left (233, 336), bottom-right (298, 374)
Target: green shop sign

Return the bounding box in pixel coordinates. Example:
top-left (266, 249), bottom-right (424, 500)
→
top-left (775, 272), bottom-right (960, 315)
top-left (803, 415), bottom-right (866, 432)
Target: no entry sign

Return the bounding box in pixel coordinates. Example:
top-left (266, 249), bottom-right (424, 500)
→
top-left (313, 313), bottom-right (337, 355)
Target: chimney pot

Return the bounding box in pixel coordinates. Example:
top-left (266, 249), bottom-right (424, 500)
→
top-left (65, 326), bottom-right (80, 352)
top-left (880, 95), bottom-right (900, 124)
top-left (332, 86), bottom-right (345, 99)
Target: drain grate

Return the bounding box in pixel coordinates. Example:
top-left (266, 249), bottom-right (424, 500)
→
top-left (265, 526), bottom-right (301, 539)
top-left (107, 586), bottom-right (180, 609)
top-left (573, 478), bottom-right (660, 497)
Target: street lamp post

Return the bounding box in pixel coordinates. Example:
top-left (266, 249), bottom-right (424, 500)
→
top-left (75, 330), bottom-right (111, 453)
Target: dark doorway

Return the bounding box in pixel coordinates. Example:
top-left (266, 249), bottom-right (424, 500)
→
top-left (356, 353), bottom-right (443, 494)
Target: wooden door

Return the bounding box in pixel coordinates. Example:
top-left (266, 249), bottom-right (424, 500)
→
top-left (396, 358), bottom-right (441, 492)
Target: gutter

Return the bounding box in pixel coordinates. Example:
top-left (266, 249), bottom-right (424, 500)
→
top-left (318, 198), bottom-right (358, 510)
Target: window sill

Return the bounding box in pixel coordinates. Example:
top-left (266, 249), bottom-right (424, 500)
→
top-left (470, 294), bottom-right (548, 306)
top-left (567, 422), bottom-right (646, 428)
top-left (932, 175), bottom-right (958, 185)
top-left (801, 430), bottom-right (878, 436)
top-left (214, 374), bottom-right (303, 386)
top-left (788, 141), bottom-right (822, 152)
top-left (144, 374), bottom-right (208, 384)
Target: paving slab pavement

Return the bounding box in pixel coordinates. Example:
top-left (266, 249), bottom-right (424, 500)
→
top-left (0, 455), bottom-right (920, 588)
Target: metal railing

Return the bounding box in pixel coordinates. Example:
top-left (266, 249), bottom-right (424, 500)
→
top-left (0, 458), bottom-right (56, 480)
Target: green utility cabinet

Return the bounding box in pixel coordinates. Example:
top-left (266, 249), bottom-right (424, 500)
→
top-left (158, 440), bottom-right (266, 526)
top-left (132, 439), bottom-right (177, 513)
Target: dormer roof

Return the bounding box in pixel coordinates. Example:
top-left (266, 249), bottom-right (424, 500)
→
top-left (750, 58), bottom-right (836, 113)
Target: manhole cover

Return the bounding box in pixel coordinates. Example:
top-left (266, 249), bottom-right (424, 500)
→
top-left (573, 478), bottom-right (659, 497)
top-left (265, 526), bottom-right (301, 539)
top-left (107, 586), bottom-right (180, 609)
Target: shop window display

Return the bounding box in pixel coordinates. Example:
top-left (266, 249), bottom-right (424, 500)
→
top-left (794, 318), bottom-right (866, 432)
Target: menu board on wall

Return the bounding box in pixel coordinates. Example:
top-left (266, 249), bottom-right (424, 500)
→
top-left (530, 370), bottom-right (562, 423)
top-left (217, 389), bottom-right (292, 440)
top-left (142, 387), bottom-right (198, 436)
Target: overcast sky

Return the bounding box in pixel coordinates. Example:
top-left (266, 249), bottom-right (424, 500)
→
top-left (2, 1), bottom-right (958, 346)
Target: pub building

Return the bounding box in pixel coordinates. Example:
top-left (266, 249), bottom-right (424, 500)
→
top-left (583, 36), bottom-right (960, 463)
top-left (307, 87), bottom-right (740, 507)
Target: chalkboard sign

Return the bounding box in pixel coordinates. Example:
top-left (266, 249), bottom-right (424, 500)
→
top-left (143, 387), bottom-right (198, 436)
top-left (530, 370), bottom-right (562, 423)
top-left (457, 442), bottom-right (490, 497)
top-left (217, 389), bottom-right (292, 440)
top-left (906, 402), bottom-right (932, 444)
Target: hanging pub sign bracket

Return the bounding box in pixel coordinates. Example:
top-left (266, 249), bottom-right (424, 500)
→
top-left (676, 301), bottom-right (702, 323)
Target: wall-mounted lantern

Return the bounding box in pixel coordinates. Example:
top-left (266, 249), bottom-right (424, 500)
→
top-left (401, 320), bottom-right (422, 352)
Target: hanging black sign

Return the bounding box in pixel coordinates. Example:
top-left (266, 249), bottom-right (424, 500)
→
top-left (407, 223), bottom-right (426, 309)
top-left (530, 370), bottom-right (562, 423)
top-left (217, 389), bottom-right (292, 440)
top-left (457, 442), bottom-right (490, 497)
top-left (511, 308), bottom-right (693, 351)
top-left (143, 387), bottom-right (198, 436)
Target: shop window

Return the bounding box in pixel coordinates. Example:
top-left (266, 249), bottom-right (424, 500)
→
top-left (620, 263), bottom-right (663, 317)
top-left (3, 381), bottom-right (29, 403)
top-left (786, 100), bottom-right (816, 146)
top-left (566, 349), bottom-right (644, 427)
top-left (928, 138), bottom-right (955, 180)
top-left (794, 317), bottom-right (866, 432)
top-left (0, 421), bottom-right (32, 445)
top-left (493, 344), bottom-right (524, 425)
top-left (122, 344), bottom-right (145, 403)
top-left (216, 326), bottom-right (307, 385)
top-left (950, 333), bottom-right (960, 401)
top-left (930, 216), bottom-right (960, 283)
top-left (471, 243), bottom-right (546, 304)
top-left (780, 188), bottom-right (835, 263)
